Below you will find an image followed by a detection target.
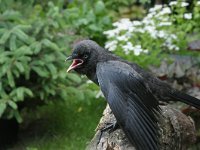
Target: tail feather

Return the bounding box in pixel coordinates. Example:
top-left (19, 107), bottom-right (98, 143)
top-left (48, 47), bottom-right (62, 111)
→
top-left (170, 91), bottom-right (200, 109)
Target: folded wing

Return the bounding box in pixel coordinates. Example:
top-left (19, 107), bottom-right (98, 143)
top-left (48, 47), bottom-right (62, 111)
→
top-left (97, 61), bottom-right (160, 150)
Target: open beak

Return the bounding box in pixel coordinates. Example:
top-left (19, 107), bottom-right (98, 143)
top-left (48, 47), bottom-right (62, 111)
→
top-left (66, 58), bottom-right (84, 72)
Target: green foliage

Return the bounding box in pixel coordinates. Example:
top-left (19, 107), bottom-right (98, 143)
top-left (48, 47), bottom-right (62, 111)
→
top-left (102, 0), bottom-right (149, 20)
top-left (0, 0), bottom-right (111, 122)
top-left (64, 0), bottom-right (112, 43)
top-left (104, 0), bottom-right (150, 12)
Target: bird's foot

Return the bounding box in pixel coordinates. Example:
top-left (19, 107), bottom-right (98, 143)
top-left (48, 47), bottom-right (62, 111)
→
top-left (97, 122), bottom-right (119, 145)
top-left (104, 122), bottom-right (119, 133)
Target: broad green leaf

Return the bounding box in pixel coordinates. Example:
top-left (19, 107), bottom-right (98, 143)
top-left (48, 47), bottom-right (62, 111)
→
top-left (95, 1), bottom-right (105, 14)
top-left (67, 73), bottom-right (82, 84)
top-left (43, 55), bottom-right (55, 62)
top-left (15, 46), bottom-right (33, 56)
top-left (65, 87), bottom-right (77, 94)
top-left (24, 67), bottom-right (31, 80)
top-left (8, 100), bottom-right (18, 110)
top-left (17, 25), bottom-right (31, 31)
top-left (0, 28), bottom-right (7, 34)
top-left (13, 69), bottom-right (20, 78)
top-left (32, 66), bottom-right (49, 77)
top-left (0, 30), bottom-right (11, 44)
top-left (44, 85), bottom-right (56, 95)
top-left (17, 55), bottom-right (31, 62)
top-left (2, 10), bottom-right (21, 21)
top-left (42, 39), bottom-right (59, 51)
top-left (24, 88), bottom-right (33, 97)
top-left (7, 70), bottom-right (15, 87)
top-left (9, 34), bottom-right (17, 51)
top-left (46, 63), bottom-right (57, 77)
top-left (0, 103), bottom-right (6, 118)
top-left (16, 88), bottom-right (24, 101)
top-left (31, 60), bottom-right (45, 66)
top-left (15, 61), bottom-right (24, 73)
top-left (14, 28), bottom-right (29, 44)
top-left (30, 42), bottom-right (42, 54)
top-left (0, 56), bottom-right (10, 64)
top-left (14, 110), bottom-right (23, 123)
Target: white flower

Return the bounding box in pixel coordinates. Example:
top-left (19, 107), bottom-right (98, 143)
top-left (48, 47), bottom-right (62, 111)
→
top-left (146, 13), bottom-right (155, 19)
top-left (144, 25), bottom-right (155, 32)
top-left (158, 22), bottom-right (172, 26)
top-left (132, 20), bottom-right (142, 26)
top-left (133, 45), bottom-right (143, 56)
top-left (143, 49), bottom-right (149, 53)
top-left (122, 42), bottom-right (146, 55)
top-left (86, 80), bottom-right (93, 84)
top-left (105, 41), bottom-right (118, 51)
top-left (175, 47), bottom-right (180, 51)
top-left (113, 18), bottom-right (132, 31)
top-left (157, 31), bottom-right (166, 38)
top-left (122, 42), bottom-right (134, 51)
top-left (170, 1), bottom-right (189, 7)
top-left (163, 42), bottom-right (179, 51)
top-left (169, 1), bottom-right (178, 6)
top-left (165, 38), bottom-right (172, 44)
top-left (149, 5), bottom-right (162, 13)
top-left (128, 26), bottom-right (135, 32)
top-left (135, 45), bottom-right (141, 49)
top-left (159, 17), bottom-right (170, 22)
top-left (142, 18), bottom-right (155, 25)
top-left (134, 28), bottom-right (145, 33)
top-left (122, 44), bottom-right (147, 56)
top-left (170, 34), bottom-right (178, 40)
top-left (159, 7), bottom-right (171, 15)
top-left (117, 35), bottom-right (129, 41)
top-left (181, 2), bottom-right (189, 7)
top-left (184, 13), bottom-right (192, 19)
top-left (103, 29), bottom-right (120, 38)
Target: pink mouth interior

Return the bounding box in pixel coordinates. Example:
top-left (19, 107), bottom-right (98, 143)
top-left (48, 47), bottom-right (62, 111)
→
top-left (67, 59), bottom-right (84, 72)
top-left (71, 59), bottom-right (83, 68)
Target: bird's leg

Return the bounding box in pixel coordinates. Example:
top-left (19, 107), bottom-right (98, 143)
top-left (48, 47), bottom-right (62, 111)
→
top-left (97, 121), bottom-right (119, 145)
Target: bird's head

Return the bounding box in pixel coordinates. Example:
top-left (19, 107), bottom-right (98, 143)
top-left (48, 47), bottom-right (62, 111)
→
top-left (66, 40), bottom-right (102, 74)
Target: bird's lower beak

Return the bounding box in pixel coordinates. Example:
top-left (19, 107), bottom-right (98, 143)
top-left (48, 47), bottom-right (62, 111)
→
top-left (67, 59), bottom-right (84, 72)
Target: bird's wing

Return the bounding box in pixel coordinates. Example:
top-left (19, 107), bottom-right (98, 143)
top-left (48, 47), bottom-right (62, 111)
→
top-left (97, 61), bottom-right (160, 150)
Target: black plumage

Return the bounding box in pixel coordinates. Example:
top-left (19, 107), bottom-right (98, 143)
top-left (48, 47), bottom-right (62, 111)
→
top-left (66, 40), bottom-right (200, 150)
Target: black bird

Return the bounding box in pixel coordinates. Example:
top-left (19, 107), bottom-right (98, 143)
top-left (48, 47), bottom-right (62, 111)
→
top-left (66, 40), bottom-right (200, 150)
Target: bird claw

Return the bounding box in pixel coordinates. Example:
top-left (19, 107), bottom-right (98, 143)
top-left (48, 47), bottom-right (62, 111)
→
top-left (97, 122), bottom-right (119, 145)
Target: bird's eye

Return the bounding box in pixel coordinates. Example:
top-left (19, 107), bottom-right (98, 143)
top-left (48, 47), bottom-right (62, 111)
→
top-left (83, 54), bottom-right (88, 59)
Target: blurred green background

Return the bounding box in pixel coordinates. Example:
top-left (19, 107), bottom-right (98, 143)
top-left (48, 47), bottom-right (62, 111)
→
top-left (1, 0), bottom-right (200, 149)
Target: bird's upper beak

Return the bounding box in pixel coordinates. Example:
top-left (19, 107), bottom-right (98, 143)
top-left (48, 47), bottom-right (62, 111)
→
top-left (66, 55), bottom-right (84, 72)
top-left (65, 55), bottom-right (73, 61)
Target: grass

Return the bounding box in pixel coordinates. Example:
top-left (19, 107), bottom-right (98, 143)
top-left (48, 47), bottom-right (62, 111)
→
top-left (9, 98), bottom-right (106, 150)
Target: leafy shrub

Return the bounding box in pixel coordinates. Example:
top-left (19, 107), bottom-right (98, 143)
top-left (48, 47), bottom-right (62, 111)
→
top-left (0, 0), bottom-right (112, 122)
top-left (104, 0), bottom-right (200, 67)
top-left (103, 0), bottom-right (150, 19)
top-left (63, 0), bottom-right (112, 44)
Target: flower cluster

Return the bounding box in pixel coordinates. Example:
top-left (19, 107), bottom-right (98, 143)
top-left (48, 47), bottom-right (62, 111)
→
top-left (103, 1), bottom-right (199, 56)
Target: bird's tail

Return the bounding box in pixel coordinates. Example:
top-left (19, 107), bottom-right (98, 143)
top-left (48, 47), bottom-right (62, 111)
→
top-left (170, 91), bottom-right (200, 109)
